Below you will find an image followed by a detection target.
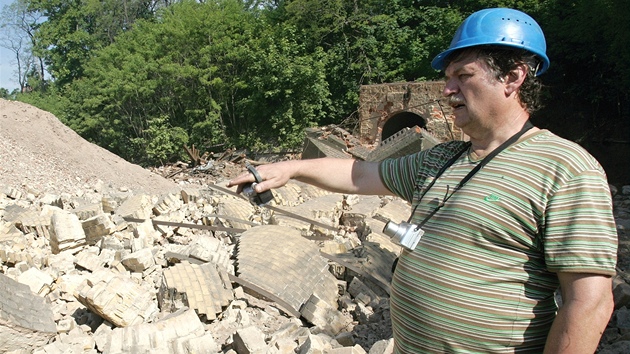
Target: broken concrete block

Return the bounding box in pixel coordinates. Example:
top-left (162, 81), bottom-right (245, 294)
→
top-left (121, 248), bottom-right (155, 273)
top-left (17, 267), bottom-right (55, 296)
top-left (50, 210), bottom-right (87, 254)
top-left (74, 246), bottom-right (109, 272)
top-left (0, 221), bottom-right (23, 244)
top-left (177, 332), bottom-right (220, 353)
top-left (373, 198), bottom-right (410, 226)
top-left (39, 193), bottom-right (63, 209)
top-left (232, 326), bottom-right (268, 354)
top-left (368, 338), bottom-right (394, 354)
top-left (236, 225), bottom-right (339, 315)
top-left (99, 307), bottom-right (205, 354)
top-left (46, 251), bottom-right (78, 276)
top-left (75, 270), bottom-right (159, 327)
top-left (271, 194), bottom-right (343, 235)
top-left (115, 194), bottom-right (153, 220)
top-left (334, 331), bottom-right (355, 347)
top-left (159, 261), bottom-right (233, 321)
top-left (300, 294), bottom-right (352, 336)
top-left (215, 196), bottom-right (256, 230)
top-left (153, 192), bottom-right (183, 216)
top-left (298, 333), bottom-right (331, 354)
top-left (187, 234), bottom-right (232, 268)
top-left (0, 273), bottom-right (56, 352)
top-left (72, 202), bottom-right (104, 221)
top-left (101, 195), bottom-right (119, 214)
top-left (327, 345), bottom-right (368, 354)
top-left (180, 188), bottom-right (201, 204)
top-left (81, 213), bottom-right (116, 246)
top-left (127, 219), bottom-right (159, 251)
top-left (14, 209), bottom-right (52, 240)
top-left (347, 277), bottom-right (380, 307)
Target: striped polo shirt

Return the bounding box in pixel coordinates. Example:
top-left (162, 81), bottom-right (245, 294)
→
top-left (379, 130), bottom-right (618, 353)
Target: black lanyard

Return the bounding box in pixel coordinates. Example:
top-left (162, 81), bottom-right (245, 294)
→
top-left (412, 120), bottom-right (534, 226)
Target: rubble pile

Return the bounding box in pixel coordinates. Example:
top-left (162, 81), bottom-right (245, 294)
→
top-left (1, 167), bottom-right (630, 353)
top-left (0, 175), bottom-right (408, 354)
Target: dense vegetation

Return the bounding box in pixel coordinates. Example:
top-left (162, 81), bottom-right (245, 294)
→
top-left (1, 0), bottom-right (628, 166)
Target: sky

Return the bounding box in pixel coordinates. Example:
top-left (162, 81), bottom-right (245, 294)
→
top-left (0, 0), bottom-right (22, 92)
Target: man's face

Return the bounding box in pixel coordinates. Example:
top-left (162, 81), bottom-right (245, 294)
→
top-left (442, 51), bottom-right (505, 132)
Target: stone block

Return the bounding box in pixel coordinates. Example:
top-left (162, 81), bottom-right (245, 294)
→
top-left (333, 331), bottom-right (355, 347)
top-left (50, 210), bottom-right (86, 254)
top-left (0, 221), bottom-right (23, 244)
top-left (180, 188), bottom-right (201, 204)
top-left (298, 334), bottom-right (330, 354)
top-left (0, 273), bottom-right (56, 352)
top-left (82, 213), bottom-right (116, 245)
top-left (159, 261), bottom-right (233, 321)
top-left (327, 345), bottom-right (367, 354)
top-left (115, 194), bottom-right (153, 220)
top-left (72, 203), bottom-right (104, 221)
top-left (177, 332), bottom-right (220, 353)
top-left (153, 193), bottom-right (183, 216)
top-left (74, 247), bottom-right (107, 272)
top-left (99, 307), bottom-right (205, 354)
top-left (368, 339), bottom-right (394, 354)
top-left (121, 248), bottom-right (155, 273)
top-left (300, 294), bottom-right (352, 336)
top-left (14, 209), bottom-right (52, 240)
top-left (347, 277), bottom-right (380, 306)
top-left (74, 270), bottom-right (158, 327)
top-left (232, 326), bottom-right (268, 354)
top-left (17, 267), bottom-right (55, 296)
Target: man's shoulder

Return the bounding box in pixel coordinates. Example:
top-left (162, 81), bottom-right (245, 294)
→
top-left (525, 130), bottom-right (606, 174)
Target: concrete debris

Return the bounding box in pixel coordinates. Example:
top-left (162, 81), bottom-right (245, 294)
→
top-left (236, 225), bottom-right (339, 318)
top-left (160, 261), bottom-right (233, 321)
top-left (0, 172), bottom-right (629, 353)
top-left (0, 273), bottom-right (56, 352)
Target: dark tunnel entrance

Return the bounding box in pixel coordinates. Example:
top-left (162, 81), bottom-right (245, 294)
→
top-left (381, 111), bottom-right (427, 141)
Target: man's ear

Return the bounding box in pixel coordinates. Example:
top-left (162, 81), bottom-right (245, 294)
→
top-left (503, 63), bottom-right (528, 97)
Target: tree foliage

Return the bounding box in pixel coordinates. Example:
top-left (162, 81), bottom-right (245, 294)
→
top-left (60, 0), bottom-right (329, 164)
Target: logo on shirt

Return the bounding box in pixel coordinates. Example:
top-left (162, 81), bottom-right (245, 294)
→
top-left (484, 194), bottom-right (501, 202)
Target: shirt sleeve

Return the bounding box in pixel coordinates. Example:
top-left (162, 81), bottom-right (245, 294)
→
top-left (543, 168), bottom-right (618, 276)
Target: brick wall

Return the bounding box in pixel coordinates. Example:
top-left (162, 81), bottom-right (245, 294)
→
top-left (357, 81), bottom-right (464, 145)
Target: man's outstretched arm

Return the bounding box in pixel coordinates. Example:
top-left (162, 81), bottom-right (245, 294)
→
top-left (227, 158), bottom-right (392, 196)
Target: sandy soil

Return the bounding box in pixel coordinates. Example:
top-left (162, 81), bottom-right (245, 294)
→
top-left (0, 99), bottom-right (178, 196)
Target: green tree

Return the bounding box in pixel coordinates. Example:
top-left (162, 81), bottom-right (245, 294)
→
top-left (28, 0), bottom-right (158, 88)
top-left (62, 0), bottom-right (330, 164)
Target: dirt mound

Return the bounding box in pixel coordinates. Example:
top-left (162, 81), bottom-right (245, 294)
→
top-left (0, 99), bottom-right (178, 195)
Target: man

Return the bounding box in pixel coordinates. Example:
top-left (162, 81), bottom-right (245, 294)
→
top-left (228, 8), bottom-right (617, 353)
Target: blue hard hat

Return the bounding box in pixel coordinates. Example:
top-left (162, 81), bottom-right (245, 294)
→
top-left (431, 8), bottom-right (550, 76)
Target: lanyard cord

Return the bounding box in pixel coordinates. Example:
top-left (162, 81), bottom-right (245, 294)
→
top-left (410, 120), bottom-right (534, 226)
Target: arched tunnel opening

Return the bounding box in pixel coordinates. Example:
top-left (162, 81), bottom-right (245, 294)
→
top-left (381, 111), bottom-right (427, 141)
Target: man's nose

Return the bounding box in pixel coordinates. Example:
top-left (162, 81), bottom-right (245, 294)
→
top-left (442, 78), bottom-right (458, 97)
